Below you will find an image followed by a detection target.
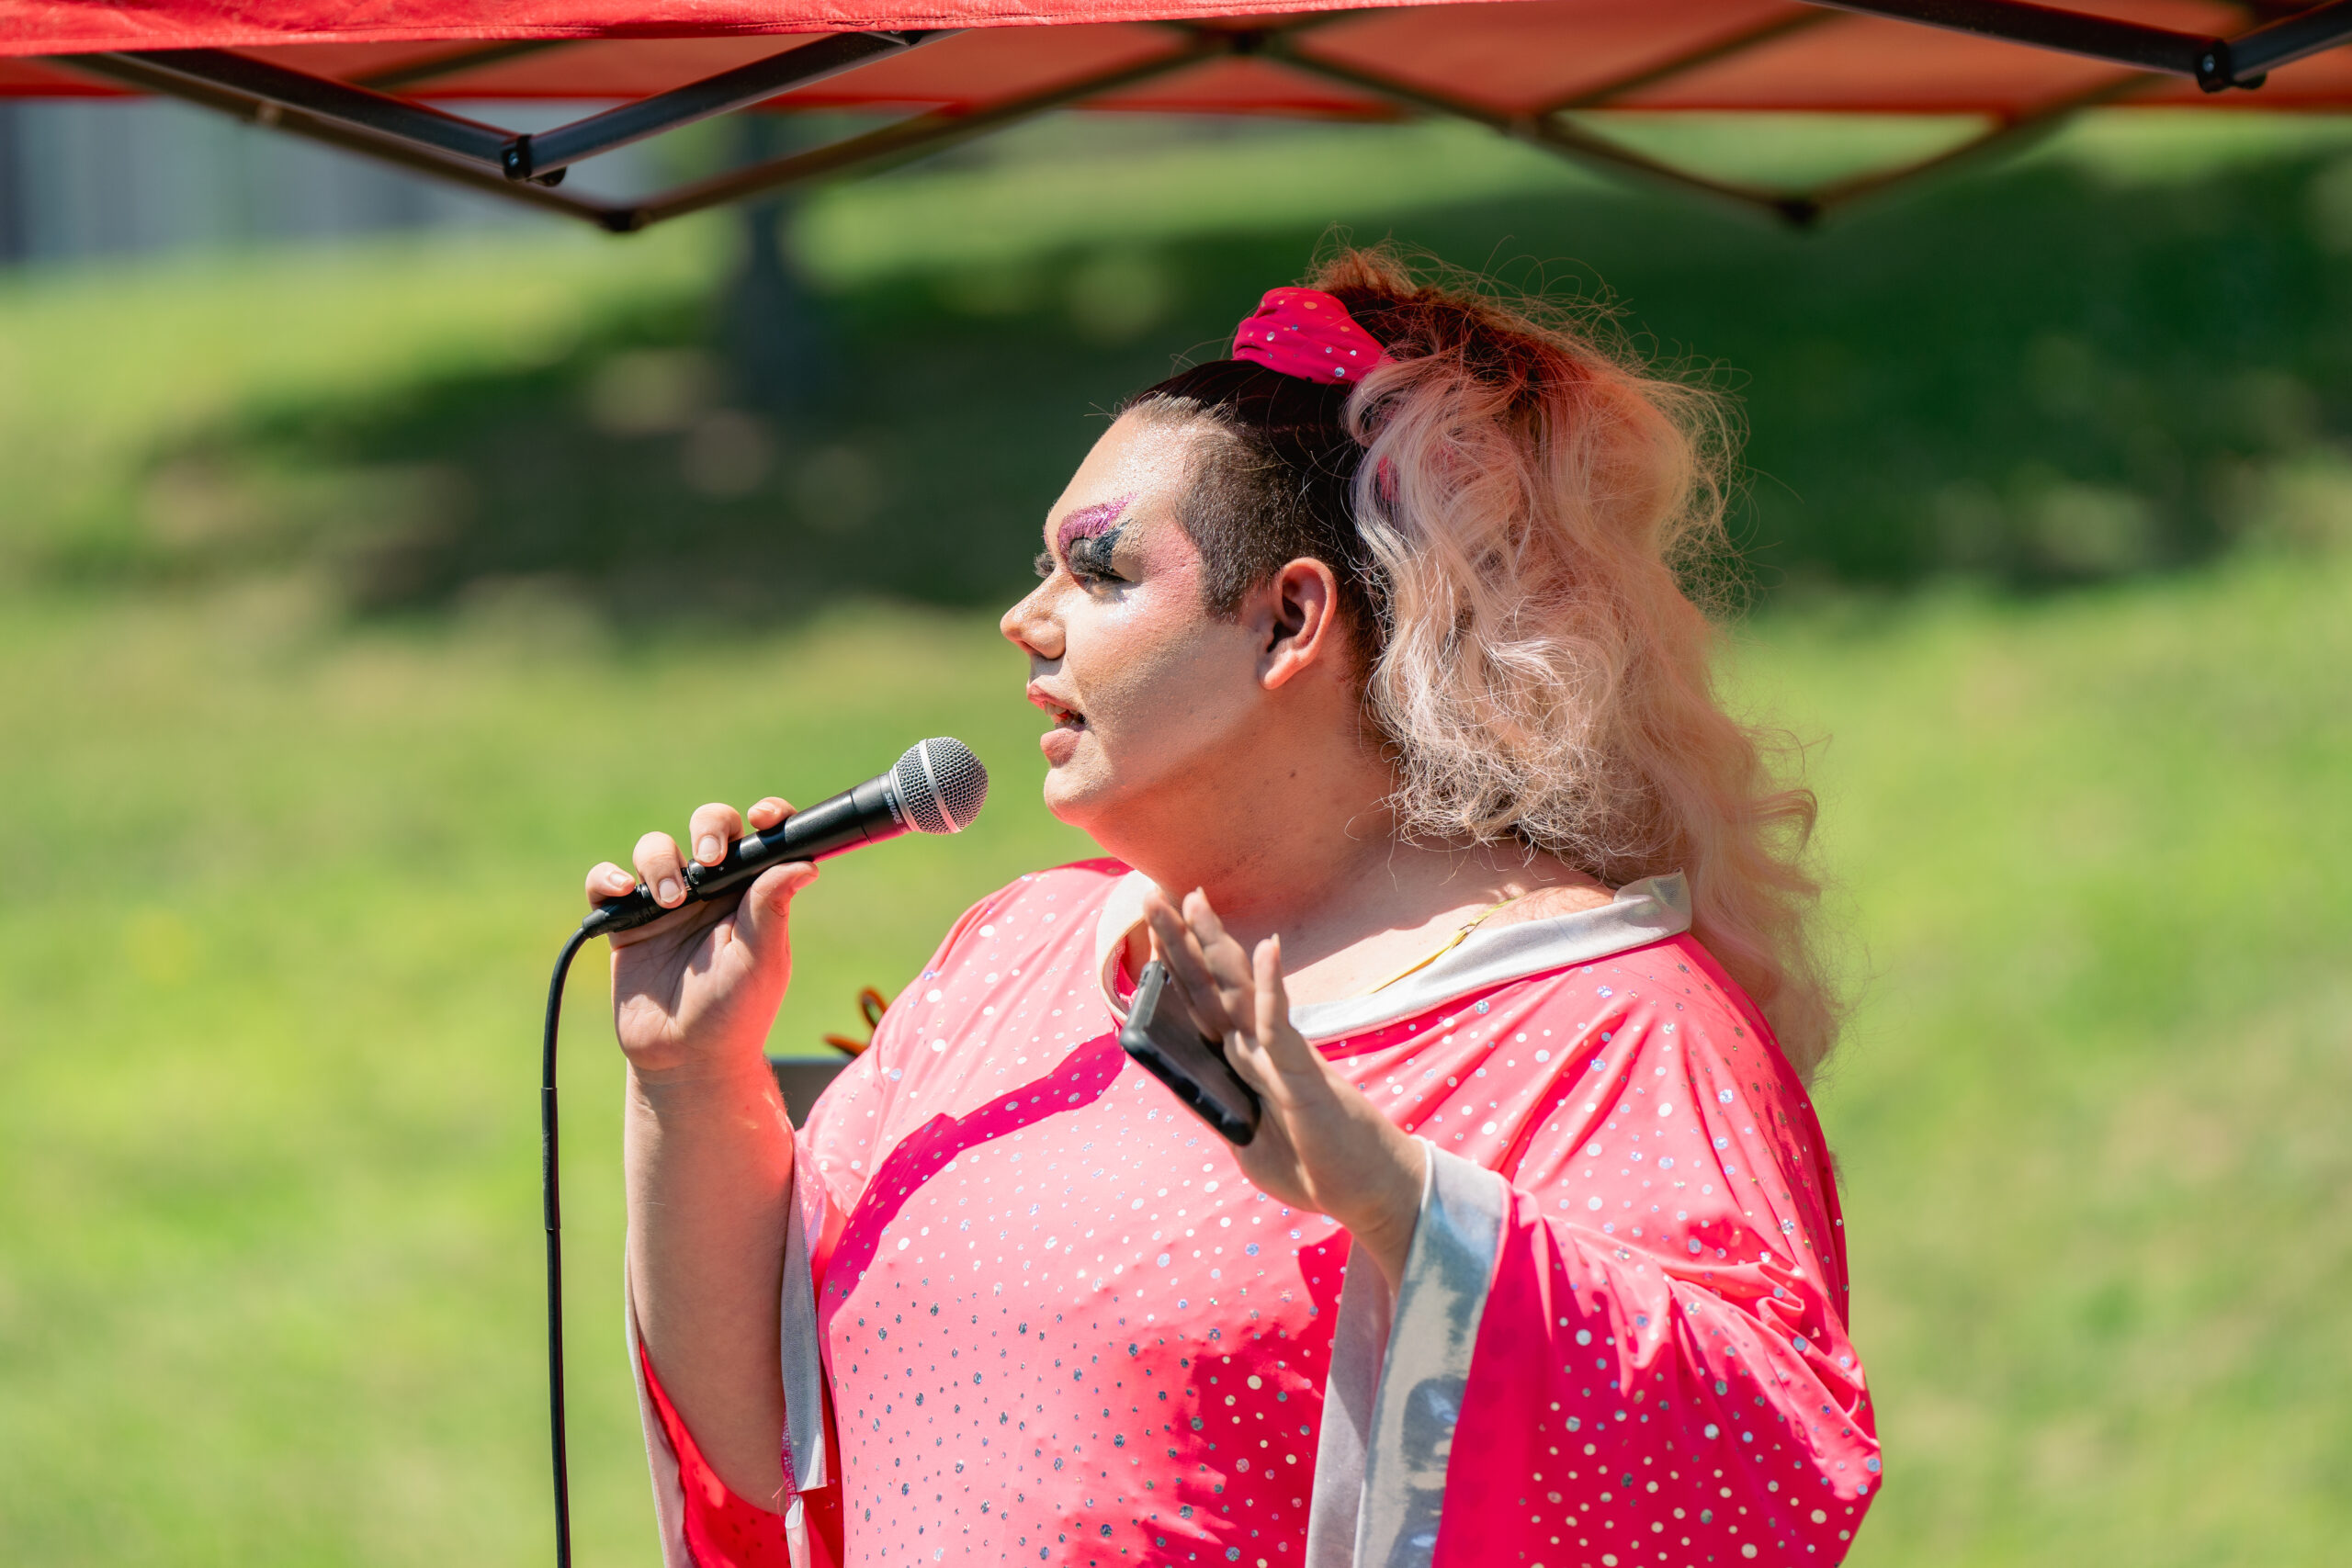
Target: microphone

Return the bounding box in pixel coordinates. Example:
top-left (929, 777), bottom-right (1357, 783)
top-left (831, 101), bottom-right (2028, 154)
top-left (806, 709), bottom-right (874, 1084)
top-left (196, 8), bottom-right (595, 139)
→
top-left (580, 737), bottom-right (989, 937)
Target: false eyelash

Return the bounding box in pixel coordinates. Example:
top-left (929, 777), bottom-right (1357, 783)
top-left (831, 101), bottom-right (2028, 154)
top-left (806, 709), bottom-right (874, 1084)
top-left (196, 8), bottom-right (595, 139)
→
top-left (1064, 526), bottom-right (1124, 581)
top-left (1035, 549), bottom-right (1057, 580)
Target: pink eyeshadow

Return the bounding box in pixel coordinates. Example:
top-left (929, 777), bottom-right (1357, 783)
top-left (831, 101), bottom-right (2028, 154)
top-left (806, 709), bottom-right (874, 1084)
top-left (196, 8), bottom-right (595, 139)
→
top-left (1054, 493), bottom-right (1136, 557)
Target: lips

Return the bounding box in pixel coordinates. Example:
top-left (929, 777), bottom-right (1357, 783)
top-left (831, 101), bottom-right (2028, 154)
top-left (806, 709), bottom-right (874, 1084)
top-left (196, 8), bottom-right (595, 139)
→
top-left (1028, 685), bottom-right (1086, 730)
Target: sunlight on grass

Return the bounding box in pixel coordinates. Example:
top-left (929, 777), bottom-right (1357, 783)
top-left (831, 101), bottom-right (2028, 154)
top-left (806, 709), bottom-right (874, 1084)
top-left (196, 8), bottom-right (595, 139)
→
top-left (794, 119), bottom-right (1598, 281)
top-left (1565, 111), bottom-right (1986, 191)
top-left (0, 223), bottom-right (728, 568)
top-left (1750, 555), bottom-right (2352, 1565)
top-left (2034, 107), bottom-right (2352, 184)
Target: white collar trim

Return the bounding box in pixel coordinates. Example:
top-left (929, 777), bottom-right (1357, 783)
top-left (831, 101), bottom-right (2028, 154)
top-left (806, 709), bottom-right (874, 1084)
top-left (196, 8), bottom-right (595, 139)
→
top-left (1092, 870), bottom-right (1691, 1042)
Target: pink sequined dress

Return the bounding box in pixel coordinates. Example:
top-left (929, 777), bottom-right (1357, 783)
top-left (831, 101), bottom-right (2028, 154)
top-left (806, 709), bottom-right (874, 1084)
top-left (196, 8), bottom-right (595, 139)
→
top-left (629, 859), bottom-right (1879, 1567)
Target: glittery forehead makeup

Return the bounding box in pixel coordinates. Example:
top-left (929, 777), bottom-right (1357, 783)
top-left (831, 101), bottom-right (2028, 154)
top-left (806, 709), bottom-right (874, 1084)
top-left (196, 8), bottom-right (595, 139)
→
top-left (1054, 493), bottom-right (1136, 559)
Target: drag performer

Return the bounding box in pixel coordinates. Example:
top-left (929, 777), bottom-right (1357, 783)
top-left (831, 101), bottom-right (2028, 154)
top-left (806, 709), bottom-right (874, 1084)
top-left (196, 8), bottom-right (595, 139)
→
top-left (589, 249), bottom-right (1879, 1567)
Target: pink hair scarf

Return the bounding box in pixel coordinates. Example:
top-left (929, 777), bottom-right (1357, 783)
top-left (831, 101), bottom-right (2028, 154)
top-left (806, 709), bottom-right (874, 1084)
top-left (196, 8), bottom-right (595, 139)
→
top-left (1231, 286), bottom-right (1392, 383)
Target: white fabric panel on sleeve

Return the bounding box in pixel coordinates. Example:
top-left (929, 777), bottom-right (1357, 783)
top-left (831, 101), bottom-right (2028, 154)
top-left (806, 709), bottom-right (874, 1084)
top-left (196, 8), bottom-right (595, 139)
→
top-left (1302, 1141), bottom-right (1510, 1568)
top-left (626, 1181), bottom-right (828, 1568)
top-left (1302, 1240), bottom-right (1394, 1568)
top-left (779, 1190), bottom-right (827, 1494)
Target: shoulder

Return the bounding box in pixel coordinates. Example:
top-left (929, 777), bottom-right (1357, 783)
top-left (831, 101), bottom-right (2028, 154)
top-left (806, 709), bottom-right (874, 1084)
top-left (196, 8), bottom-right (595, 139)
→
top-left (951, 857), bottom-right (1130, 929)
top-left (1481, 935), bottom-right (1847, 1267)
top-left (1561, 933), bottom-right (1836, 1205)
top-left (1515, 932), bottom-right (1787, 1085)
top-left (1453, 930), bottom-right (1798, 1126)
top-left (922, 857), bottom-right (1133, 972)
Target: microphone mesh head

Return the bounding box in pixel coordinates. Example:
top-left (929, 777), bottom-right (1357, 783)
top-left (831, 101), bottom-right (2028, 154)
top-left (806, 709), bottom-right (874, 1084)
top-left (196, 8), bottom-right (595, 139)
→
top-left (892, 738), bottom-right (989, 836)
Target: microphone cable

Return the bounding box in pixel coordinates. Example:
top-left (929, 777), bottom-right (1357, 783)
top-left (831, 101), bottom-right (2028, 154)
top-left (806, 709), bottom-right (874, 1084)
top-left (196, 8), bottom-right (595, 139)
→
top-left (540, 922), bottom-right (594, 1568)
top-left (529, 738), bottom-right (987, 1567)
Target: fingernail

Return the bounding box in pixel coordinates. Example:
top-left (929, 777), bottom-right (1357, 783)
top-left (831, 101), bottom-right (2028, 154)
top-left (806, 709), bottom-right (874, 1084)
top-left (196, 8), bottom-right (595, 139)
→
top-left (696, 835), bottom-right (721, 864)
top-left (657, 877), bottom-right (682, 906)
top-left (608, 870), bottom-right (636, 892)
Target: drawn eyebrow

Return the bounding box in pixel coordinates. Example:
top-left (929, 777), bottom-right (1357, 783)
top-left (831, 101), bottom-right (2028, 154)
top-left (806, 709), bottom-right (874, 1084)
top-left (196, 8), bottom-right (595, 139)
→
top-left (1053, 493), bottom-right (1136, 558)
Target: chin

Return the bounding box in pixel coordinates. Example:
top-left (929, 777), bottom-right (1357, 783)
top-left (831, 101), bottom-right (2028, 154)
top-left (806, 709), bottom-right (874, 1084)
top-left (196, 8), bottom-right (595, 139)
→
top-left (1039, 757), bottom-right (1129, 841)
top-left (1038, 763), bottom-right (1099, 823)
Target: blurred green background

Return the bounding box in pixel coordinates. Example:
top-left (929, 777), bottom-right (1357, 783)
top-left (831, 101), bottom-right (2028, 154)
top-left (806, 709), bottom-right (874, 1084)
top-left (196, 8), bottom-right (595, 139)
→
top-left (2, 109), bottom-right (2348, 1566)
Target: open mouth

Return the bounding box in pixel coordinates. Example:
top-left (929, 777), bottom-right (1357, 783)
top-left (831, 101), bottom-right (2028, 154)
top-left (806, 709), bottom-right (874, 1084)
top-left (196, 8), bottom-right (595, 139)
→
top-left (1031, 689), bottom-right (1087, 731)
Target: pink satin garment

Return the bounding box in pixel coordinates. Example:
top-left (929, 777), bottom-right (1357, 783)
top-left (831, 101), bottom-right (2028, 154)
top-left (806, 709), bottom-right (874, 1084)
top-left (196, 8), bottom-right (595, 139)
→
top-left (641, 860), bottom-right (1878, 1565)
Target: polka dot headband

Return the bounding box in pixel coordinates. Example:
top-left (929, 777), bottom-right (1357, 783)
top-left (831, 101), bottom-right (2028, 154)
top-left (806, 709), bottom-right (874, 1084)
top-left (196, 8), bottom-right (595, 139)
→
top-left (1231, 286), bottom-right (1393, 384)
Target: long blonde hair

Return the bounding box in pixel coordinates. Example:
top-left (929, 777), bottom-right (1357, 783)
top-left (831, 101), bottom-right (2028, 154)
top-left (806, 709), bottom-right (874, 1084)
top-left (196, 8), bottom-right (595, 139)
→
top-left (1317, 248), bottom-right (1837, 1077)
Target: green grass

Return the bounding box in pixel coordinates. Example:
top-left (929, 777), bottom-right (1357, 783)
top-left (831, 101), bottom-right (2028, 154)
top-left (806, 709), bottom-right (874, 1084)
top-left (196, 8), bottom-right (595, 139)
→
top-left (3, 547), bottom-right (2345, 1566)
top-left (1762, 558), bottom-right (2352, 1564)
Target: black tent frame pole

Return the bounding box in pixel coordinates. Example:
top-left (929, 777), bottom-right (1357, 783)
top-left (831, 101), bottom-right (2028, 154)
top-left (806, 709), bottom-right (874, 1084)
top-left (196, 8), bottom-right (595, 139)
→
top-left (1804, 0), bottom-right (2352, 92)
top-left (625, 36), bottom-right (1228, 227)
top-left (1249, 32), bottom-right (1807, 224)
top-left (1798, 71), bottom-right (2159, 218)
top-left (41, 0), bottom-right (2352, 234)
top-left (50, 22), bottom-right (1297, 232)
top-left (69, 28), bottom-right (950, 191)
top-left (502, 29), bottom-right (942, 180)
top-left (100, 48), bottom-right (516, 167)
top-left (1539, 8), bottom-right (1841, 113)
top-left (625, 12), bottom-right (1370, 224)
top-left (2232, 0), bottom-right (2352, 80)
top-left (61, 51), bottom-right (634, 226)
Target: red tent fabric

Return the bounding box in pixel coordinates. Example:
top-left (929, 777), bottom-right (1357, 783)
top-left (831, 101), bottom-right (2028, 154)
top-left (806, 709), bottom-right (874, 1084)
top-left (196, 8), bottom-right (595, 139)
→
top-left (11, 1), bottom-right (2352, 112)
top-left (6, 2), bottom-right (2350, 226)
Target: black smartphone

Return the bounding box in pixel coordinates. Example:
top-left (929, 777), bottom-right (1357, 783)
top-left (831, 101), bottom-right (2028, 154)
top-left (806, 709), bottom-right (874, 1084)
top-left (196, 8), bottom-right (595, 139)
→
top-left (1117, 960), bottom-right (1261, 1145)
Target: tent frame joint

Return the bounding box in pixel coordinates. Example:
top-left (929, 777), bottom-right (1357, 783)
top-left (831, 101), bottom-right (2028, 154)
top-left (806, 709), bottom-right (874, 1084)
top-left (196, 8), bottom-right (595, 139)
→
top-left (30, 0), bottom-right (2352, 233)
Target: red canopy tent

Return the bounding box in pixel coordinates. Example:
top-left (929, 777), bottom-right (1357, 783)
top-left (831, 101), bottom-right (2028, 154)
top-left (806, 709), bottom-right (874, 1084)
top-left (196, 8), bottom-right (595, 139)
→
top-left (6, 1), bottom-right (2352, 227)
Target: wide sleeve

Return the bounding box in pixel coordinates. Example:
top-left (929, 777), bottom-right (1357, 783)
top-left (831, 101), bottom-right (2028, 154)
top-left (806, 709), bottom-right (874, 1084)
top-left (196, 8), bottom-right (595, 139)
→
top-left (637, 1337), bottom-right (806, 1568)
top-left (628, 884), bottom-right (1014, 1567)
top-left (628, 1103), bottom-right (859, 1568)
top-left (1317, 955), bottom-right (1880, 1568)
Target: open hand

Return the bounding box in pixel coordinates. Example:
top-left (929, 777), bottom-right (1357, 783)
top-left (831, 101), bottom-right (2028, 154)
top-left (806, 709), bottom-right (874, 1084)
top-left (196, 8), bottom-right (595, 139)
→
top-left (1143, 888), bottom-right (1428, 1287)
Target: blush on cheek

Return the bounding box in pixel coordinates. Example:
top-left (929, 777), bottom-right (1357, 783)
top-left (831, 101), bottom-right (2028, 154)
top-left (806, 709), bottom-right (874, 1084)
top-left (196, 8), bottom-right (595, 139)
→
top-left (1127, 514), bottom-right (1206, 587)
top-left (1072, 560), bottom-right (1235, 726)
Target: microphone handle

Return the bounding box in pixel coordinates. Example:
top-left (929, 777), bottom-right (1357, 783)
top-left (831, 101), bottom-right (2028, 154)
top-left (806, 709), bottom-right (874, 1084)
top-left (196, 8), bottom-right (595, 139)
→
top-left (580, 775), bottom-right (907, 936)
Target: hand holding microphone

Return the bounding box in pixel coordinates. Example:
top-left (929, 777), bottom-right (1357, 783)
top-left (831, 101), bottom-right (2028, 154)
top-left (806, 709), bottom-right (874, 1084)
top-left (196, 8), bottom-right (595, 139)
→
top-left (543, 740), bottom-right (985, 1565)
top-left (582, 739), bottom-right (988, 1079)
top-left (584, 738), bottom-right (989, 934)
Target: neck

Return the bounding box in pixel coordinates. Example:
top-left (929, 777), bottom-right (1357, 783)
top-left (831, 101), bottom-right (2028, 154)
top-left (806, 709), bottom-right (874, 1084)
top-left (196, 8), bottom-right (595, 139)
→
top-left (1087, 736), bottom-right (1550, 982)
top-left (1101, 764), bottom-right (1394, 942)
top-left (1143, 807), bottom-right (1400, 952)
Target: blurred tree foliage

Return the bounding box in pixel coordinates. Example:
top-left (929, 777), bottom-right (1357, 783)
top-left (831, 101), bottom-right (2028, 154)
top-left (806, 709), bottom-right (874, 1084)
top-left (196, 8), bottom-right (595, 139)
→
top-left (42, 118), bottom-right (2352, 619)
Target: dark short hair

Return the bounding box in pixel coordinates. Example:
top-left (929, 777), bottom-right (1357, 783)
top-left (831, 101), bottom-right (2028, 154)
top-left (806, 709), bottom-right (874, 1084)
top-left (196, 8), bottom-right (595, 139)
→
top-left (1123, 359), bottom-right (1387, 650)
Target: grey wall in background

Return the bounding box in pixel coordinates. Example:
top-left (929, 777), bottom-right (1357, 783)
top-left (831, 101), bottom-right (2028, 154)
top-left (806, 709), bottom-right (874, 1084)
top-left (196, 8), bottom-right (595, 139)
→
top-left (0, 104), bottom-right (25, 263)
top-left (0, 97), bottom-right (662, 266)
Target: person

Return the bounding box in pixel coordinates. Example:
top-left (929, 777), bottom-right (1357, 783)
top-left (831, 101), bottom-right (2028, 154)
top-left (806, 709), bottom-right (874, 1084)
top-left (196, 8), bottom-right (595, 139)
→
top-left (589, 249), bottom-right (1879, 1568)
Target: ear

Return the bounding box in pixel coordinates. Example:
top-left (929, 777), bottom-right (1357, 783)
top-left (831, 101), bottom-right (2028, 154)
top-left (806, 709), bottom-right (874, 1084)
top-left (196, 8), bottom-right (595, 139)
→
top-left (1247, 558), bottom-right (1348, 692)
